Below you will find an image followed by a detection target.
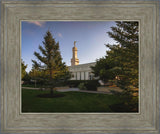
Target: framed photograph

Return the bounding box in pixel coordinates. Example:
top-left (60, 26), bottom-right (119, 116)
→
top-left (1, 0), bottom-right (159, 133)
top-left (21, 20), bottom-right (139, 113)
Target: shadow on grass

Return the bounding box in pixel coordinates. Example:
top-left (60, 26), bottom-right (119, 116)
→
top-left (109, 92), bottom-right (139, 112)
top-left (109, 102), bottom-right (138, 112)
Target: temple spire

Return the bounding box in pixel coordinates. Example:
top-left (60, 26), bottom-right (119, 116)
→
top-left (71, 41), bottom-right (79, 66)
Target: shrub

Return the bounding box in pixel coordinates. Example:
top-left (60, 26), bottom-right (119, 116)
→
top-left (67, 80), bottom-right (82, 87)
top-left (67, 80), bottom-right (100, 91)
top-left (78, 83), bottom-right (87, 90)
top-left (85, 81), bottom-right (100, 91)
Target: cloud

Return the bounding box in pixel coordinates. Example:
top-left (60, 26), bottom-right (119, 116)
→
top-left (57, 33), bottom-right (63, 38)
top-left (27, 21), bottom-right (45, 27)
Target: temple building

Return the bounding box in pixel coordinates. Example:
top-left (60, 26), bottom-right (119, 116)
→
top-left (68, 41), bottom-right (96, 80)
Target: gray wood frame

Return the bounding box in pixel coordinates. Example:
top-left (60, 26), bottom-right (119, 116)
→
top-left (1, 0), bottom-right (159, 133)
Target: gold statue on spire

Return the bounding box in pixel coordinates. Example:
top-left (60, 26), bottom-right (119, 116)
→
top-left (74, 41), bottom-right (77, 47)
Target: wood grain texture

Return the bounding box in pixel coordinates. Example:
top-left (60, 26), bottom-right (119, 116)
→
top-left (1, 0), bottom-right (159, 133)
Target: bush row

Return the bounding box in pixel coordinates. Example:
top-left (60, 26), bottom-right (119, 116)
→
top-left (22, 80), bottom-right (100, 91)
top-left (68, 80), bottom-right (100, 91)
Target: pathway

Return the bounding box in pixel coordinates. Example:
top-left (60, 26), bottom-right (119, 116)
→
top-left (22, 87), bottom-right (112, 94)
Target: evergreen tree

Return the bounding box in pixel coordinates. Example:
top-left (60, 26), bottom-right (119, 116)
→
top-left (92, 22), bottom-right (139, 111)
top-left (92, 21), bottom-right (138, 89)
top-left (107, 21), bottom-right (138, 88)
top-left (21, 59), bottom-right (27, 79)
top-left (32, 30), bottom-right (70, 95)
top-left (91, 57), bottom-right (114, 81)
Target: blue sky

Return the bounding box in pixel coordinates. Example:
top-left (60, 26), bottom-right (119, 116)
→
top-left (21, 21), bottom-right (117, 72)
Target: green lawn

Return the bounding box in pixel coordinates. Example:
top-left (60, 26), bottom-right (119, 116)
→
top-left (22, 89), bottom-right (138, 112)
top-left (22, 84), bottom-right (42, 88)
top-left (22, 89), bottom-right (125, 112)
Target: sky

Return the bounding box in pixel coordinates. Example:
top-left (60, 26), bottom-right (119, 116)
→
top-left (21, 21), bottom-right (117, 72)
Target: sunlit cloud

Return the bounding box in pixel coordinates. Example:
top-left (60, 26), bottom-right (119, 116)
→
top-left (27, 21), bottom-right (46, 27)
top-left (57, 33), bottom-right (63, 38)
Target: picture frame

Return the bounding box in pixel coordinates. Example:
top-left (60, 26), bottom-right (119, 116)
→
top-left (1, 0), bottom-right (159, 133)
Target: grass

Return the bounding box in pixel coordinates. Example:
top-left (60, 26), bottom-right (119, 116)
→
top-left (22, 89), bottom-right (125, 113)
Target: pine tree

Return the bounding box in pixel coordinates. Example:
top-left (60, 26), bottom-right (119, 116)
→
top-left (92, 21), bottom-right (138, 89)
top-left (21, 59), bottom-right (27, 79)
top-left (32, 30), bottom-right (70, 95)
top-left (91, 57), bottom-right (113, 81)
top-left (92, 21), bottom-right (139, 111)
top-left (107, 21), bottom-right (139, 88)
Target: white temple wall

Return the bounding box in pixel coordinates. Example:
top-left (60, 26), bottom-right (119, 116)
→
top-left (77, 72), bottom-right (80, 80)
top-left (84, 72), bottom-right (89, 80)
top-left (68, 62), bottom-right (96, 80)
top-left (81, 72), bottom-right (84, 80)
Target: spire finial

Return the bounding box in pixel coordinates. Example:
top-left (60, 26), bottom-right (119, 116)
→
top-left (74, 41), bottom-right (77, 47)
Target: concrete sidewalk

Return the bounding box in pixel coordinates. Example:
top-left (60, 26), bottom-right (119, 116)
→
top-left (57, 88), bottom-right (80, 92)
top-left (58, 88), bottom-right (110, 94)
top-left (22, 87), bottom-right (112, 94)
top-left (22, 87), bottom-right (79, 91)
top-left (22, 87), bottom-right (41, 90)
top-left (78, 90), bottom-right (112, 94)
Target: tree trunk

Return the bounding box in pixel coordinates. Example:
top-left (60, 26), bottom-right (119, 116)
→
top-left (50, 88), bottom-right (53, 96)
top-left (49, 68), bottom-right (53, 96)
